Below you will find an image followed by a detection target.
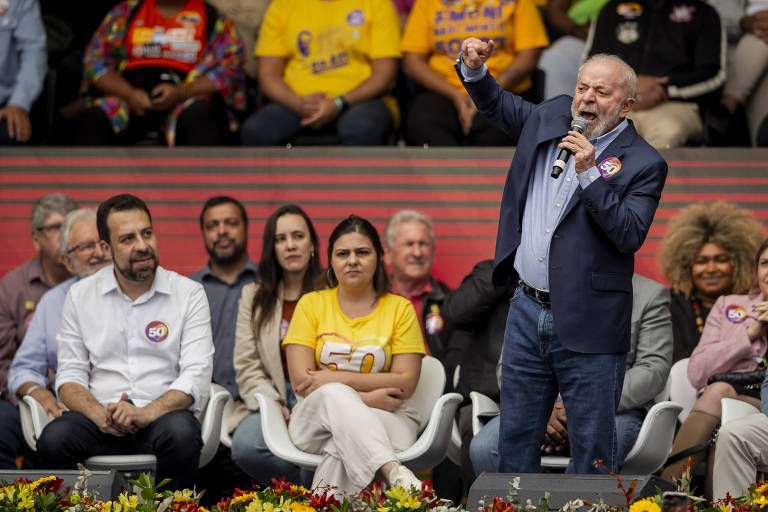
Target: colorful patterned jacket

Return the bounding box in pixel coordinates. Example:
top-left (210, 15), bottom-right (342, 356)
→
top-left (82, 0), bottom-right (245, 145)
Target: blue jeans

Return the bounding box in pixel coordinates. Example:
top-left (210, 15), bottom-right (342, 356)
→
top-left (469, 410), bottom-right (643, 475)
top-left (499, 288), bottom-right (626, 473)
top-left (231, 384), bottom-right (312, 486)
top-left (240, 100), bottom-right (394, 146)
top-left (0, 400), bottom-right (23, 468)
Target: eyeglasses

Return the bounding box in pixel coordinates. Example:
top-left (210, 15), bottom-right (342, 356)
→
top-left (66, 240), bottom-right (99, 254)
top-left (36, 222), bottom-right (63, 234)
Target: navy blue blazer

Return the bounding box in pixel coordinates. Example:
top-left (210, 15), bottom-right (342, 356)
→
top-left (459, 67), bottom-right (668, 354)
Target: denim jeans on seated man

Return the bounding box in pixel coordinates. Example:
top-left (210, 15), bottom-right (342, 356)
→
top-left (240, 99), bottom-right (393, 146)
top-left (469, 408), bottom-right (644, 475)
top-left (499, 289), bottom-right (626, 474)
top-left (231, 381), bottom-right (313, 486)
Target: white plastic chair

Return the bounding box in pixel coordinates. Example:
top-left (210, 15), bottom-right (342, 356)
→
top-left (721, 397), bottom-right (761, 424)
top-left (669, 358), bottom-right (698, 423)
top-left (254, 355), bottom-right (463, 473)
top-left (468, 392), bottom-right (682, 474)
top-left (18, 383), bottom-right (230, 472)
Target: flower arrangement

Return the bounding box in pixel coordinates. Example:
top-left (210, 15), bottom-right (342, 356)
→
top-left (0, 475), bottom-right (67, 512)
top-left (8, 462), bottom-right (768, 512)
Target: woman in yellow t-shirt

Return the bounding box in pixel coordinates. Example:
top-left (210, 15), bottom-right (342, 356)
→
top-left (283, 215), bottom-right (426, 496)
top-left (230, 204), bottom-right (325, 485)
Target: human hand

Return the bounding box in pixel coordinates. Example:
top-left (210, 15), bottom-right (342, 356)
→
top-left (127, 88), bottom-right (153, 116)
top-left (276, 400), bottom-right (291, 421)
top-left (106, 393), bottom-right (152, 433)
top-left (29, 388), bottom-right (66, 419)
top-left (558, 130), bottom-right (596, 173)
top-left (92, 407), bottom-right (126, 437)
top-left (743, 11), bottom-right (768, 41)
top-left (541, 402), bottom-right (568, 453)
top-left (0, 105), bottom-right (32, 142)
top-left (460, 38), bottom-right (495, 70)
top-left (453, 93), bottom-right (477, 136)
top-left (300, 97), bottom-right (339, 129)
top-left (747, 301), bottom-right (768, 339)
top-left (150, 83), bottom-right (181, 111)
top-left (359, 387), bottom-right (404, 411)
top-left (294, 368), bottom-right (340, 396)
top-left (634, 75), bottom-right (668, 111)
top-left (297, 92), bottom-right (326, 119)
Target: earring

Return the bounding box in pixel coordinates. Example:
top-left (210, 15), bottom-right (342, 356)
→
top-left (311, 248), bottom-right (316, 258)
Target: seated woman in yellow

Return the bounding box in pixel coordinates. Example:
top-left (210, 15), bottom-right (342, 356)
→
top-left (241, 0), bottom-right (401, 146)
top-left (283, 215), bottom-right (425, 496)
top-left (401, 0), bottom-right (549, 146)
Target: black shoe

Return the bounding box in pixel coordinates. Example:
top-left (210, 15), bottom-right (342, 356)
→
top-left (705, 104), bottom-right (733, 146)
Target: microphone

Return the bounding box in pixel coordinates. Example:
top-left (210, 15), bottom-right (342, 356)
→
top-left (551, 116), bottom-right (588, 179)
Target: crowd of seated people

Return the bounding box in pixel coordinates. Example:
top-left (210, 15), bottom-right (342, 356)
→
top-left (2, 0), bottom-right (767, 147)
top-left (1, 191), bottom-right (767, 503)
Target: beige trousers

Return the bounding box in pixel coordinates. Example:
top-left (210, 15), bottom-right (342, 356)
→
top-left (627, 101), bottom-right (704, 149)
top-left (713, 413), bottom-right (768, 500)
top-left (288, 382), bottom-right (419, 496)
top-left (725, 34), bottom-right (768, 145)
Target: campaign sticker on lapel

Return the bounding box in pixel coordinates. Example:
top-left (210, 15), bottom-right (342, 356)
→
top-left (598, 157), bottom-right (622, 178)
top-left (616, 2), bottom-right (643, 18)
top-left (725, 305), bottom-right (747, 324)
top-left (0, 0), bottom-right (8, 16)
top-left (425, 304), bottom-right (444, 335)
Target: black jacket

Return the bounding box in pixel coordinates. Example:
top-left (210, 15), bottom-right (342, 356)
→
top-left (442, 260), bottom-right (509, 403)
top-left (585, 0), bottom-right (725, 105)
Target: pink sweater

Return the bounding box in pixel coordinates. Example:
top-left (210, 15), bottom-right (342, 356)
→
top-left (687, 292), bottom-right (768, 390)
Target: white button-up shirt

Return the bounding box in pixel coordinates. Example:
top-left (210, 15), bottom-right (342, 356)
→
top-left (55, 265), bottom-right (214, 413)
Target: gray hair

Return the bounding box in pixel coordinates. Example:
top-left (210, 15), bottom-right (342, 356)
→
top-left (578, 53), bottom-right (638, 99)
top-left (384, 209), bottom-right (435, 248)
top-left (59, 209), bottom-right (97, 255)
top-left (30, 193), bottom-right (78, 231)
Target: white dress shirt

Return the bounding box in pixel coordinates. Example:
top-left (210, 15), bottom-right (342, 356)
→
top-left (55, 265), bottom-right (214, 413)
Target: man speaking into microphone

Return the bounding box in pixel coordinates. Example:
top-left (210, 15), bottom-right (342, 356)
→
top-left (455, 42), bottom-right (667, 473)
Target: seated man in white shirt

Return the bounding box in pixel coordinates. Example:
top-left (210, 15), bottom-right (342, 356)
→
top-left (37, 194), bottom-right (214, 490)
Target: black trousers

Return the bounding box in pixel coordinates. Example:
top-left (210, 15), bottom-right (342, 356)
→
top-left (404, 90), bottom-right (516, 146)
top-left (37, 410), bottom-right (202, 490)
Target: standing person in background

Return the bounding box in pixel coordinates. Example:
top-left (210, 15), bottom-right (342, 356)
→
top-left (240, 0), bottom-right (401, 146)
top-left (230, 204), bottom-right (324, 486)
top-left (401, 0), bottom-right (548, 146)
top-left (0, 0), bottom-right (47, 145)
top-left (0, 194), bottom-right (77, 469)
top-left (659, 202), bottom-right (764, 363)
top-left (457, 40), bottom-right (667, 473)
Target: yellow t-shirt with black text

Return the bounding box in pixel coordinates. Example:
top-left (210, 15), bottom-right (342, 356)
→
top-left (256, 0), bottom-right (401, 116)
top-left (282, 288), bottom-right (426, 373)
top-left (401, 0), bottom-right (549, 92)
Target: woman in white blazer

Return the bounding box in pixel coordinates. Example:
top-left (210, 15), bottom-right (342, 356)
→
top-left (230, 204), bottom-right (324, 485)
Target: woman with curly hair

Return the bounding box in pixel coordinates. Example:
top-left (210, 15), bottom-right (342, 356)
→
top-left (659, 202), bottom-right (765, 363)
top-left (661, 238), bottom-right (768, 497)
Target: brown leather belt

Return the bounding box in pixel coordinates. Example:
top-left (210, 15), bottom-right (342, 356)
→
top-left (519, 281), bottom-right (551, 304)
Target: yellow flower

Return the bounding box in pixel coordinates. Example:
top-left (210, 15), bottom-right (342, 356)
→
top-left (753, 495), bottom-right (768, 508)
top-left (397, 494), bottom-right (422, 510)
top-left (118, 493), bottom-right (138, 510)
top-left (290, 502), bottom-right (316, 512)
top-left (30, 476), bottom-right (56, 492)
top-left (758, 483), bottom-right (768, 495)
top-left (70, 493), bottom-right (83, 505)
top-left (17, 487), bottom-right (34, 510)
top-left (629, 497), bottom-right (661, 512)
top-left (231, 492), bottom-right (258, 505)
top-left (385, 487), bottom-right (409, 501)
top-left (101, 502), bottom-right (113, 512)
top-left (719, 504), bottom-right (730, 512)
top-left (174, 489), bottom-right (194, 502)
top-left (245, 499), bottom-right (264, 512)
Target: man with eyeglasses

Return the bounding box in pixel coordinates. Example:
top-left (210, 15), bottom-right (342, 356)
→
top-left (0, 193), bottom-right (76, 469)
top-left (9, 209), bottom-right (112, 419)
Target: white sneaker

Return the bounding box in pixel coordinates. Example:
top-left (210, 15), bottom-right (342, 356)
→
top-left (388, 462), bottom-right (422, 490)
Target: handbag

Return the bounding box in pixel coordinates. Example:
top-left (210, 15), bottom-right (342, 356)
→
top-left (706, 368), bottom-right (766, 399)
